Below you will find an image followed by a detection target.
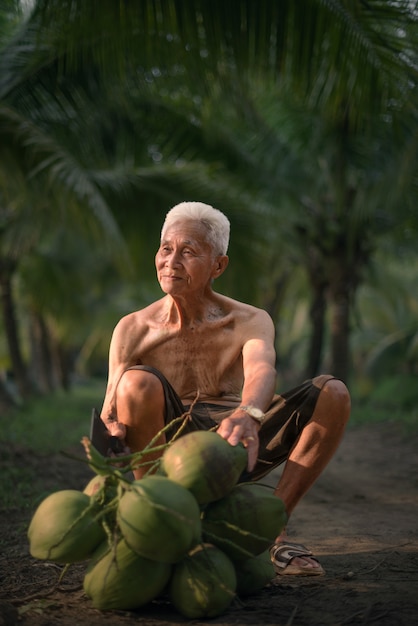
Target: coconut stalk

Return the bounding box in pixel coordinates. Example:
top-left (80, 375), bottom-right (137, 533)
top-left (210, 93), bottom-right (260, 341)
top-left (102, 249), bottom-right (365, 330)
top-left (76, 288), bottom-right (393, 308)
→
top-left (79, 412), bottom-right (194, 478)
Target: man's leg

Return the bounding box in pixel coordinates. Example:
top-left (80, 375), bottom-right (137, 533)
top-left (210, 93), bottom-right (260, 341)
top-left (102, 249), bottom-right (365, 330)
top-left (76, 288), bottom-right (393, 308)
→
top-left (116, 368), bottom-right (167, 479)
top-left (273, 378), bottom-right (351, 571)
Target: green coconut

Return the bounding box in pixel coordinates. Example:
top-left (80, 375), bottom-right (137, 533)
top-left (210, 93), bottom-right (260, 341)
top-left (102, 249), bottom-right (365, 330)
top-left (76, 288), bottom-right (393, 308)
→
top-left (235, 549), bottom-right (275, 596)
top-left (169, 543), bottom-right (237, 618)
top-left (117, 475), bottom-right (201, 563)
top-left (202, 483), bottom-right (287, 562)
top-left (28, 489), bottom-right (105, 563)
top-left (161, 430), bottom-right (248, 504)
top-left (84, 538), bottom-right (171, 610)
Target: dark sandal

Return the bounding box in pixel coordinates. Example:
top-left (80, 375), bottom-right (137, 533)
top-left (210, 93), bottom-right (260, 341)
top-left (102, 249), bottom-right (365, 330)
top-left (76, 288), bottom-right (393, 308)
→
top-left (270, 541), bottom-right (325, 576)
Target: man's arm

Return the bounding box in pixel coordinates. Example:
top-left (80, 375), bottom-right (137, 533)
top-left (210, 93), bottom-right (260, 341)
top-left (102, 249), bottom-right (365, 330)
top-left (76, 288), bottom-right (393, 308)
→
top-left (100, 314), bottom-right (142, 437)
top-left (217, 309), bottom-right (277, 470)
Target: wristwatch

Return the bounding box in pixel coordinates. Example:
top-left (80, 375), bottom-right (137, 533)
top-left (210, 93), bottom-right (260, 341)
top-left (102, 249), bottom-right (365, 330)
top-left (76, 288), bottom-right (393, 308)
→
top-left (238, 405), bottom-right (266, 425)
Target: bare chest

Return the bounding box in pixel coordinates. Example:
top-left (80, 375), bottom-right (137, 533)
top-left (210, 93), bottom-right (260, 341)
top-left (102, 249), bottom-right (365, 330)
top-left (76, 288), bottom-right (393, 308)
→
top-left (140, 325), bottom-right (243, 400)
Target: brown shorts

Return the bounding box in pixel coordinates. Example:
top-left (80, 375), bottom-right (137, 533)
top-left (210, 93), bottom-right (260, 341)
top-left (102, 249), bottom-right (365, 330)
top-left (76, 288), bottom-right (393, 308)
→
top-left (125, 366), bottom-right (335, 481)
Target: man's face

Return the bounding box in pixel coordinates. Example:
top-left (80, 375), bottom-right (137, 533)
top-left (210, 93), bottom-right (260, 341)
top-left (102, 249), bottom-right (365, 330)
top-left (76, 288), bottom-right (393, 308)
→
top-left (155, 219), bottom-right (223, 296)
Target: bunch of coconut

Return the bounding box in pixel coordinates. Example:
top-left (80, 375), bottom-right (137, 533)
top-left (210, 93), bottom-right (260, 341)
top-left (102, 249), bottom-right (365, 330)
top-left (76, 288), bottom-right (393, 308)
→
top-left (27, 430), bottom-right (287, 619)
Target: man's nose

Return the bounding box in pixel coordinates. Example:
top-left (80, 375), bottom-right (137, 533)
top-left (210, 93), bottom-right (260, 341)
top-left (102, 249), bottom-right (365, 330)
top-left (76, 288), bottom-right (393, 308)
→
top-left (165, 251), bottom-right (182, 267)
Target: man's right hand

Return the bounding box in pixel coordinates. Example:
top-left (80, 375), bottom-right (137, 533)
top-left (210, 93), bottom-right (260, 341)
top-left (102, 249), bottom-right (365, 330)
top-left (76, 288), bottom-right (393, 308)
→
top-left (104, 419), bottom-right (130, 456)
top-left (105, 419), bottom-right (126, 440)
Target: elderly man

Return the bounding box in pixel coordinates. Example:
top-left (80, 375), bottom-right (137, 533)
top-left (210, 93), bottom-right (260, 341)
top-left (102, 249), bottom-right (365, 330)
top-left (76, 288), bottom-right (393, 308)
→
top-left (100, 201), bottom-right (351, 577)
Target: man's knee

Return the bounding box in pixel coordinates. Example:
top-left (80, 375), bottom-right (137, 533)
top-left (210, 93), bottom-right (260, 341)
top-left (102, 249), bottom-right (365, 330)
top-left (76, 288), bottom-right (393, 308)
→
top-left (117, 368), bottom-right (164, 402)
top-left (320, 378), bottom-right (351, 421)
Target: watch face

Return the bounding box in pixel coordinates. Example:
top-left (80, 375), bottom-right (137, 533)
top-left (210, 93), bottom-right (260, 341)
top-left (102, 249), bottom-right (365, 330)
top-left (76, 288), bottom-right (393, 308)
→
top-left (239, 405), bottom-right (265, 422)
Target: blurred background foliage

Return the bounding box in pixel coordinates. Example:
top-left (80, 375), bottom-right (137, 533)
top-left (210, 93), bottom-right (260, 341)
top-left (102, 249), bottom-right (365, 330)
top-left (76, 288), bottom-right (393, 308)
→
top-left (0, 0), bottom-right (417, 420)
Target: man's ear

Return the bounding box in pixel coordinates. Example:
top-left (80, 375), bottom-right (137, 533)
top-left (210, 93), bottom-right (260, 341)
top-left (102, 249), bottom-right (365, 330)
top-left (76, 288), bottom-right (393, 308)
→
top-left (212, 255), bottom-right (229, 279)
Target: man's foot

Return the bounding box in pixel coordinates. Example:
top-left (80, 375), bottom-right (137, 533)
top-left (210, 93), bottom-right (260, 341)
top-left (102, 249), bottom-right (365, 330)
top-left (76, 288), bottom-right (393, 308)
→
top-left (270, 541), bottom-right (325, 576)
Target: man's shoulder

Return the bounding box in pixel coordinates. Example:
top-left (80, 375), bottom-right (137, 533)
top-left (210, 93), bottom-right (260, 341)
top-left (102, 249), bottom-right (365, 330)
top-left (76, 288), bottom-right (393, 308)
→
top-left (214, 295), bottom-right (274, 337)
top-left (220, 294), bottom-right (272, 319)
top-left (116, 298), bottom-right (165, 328)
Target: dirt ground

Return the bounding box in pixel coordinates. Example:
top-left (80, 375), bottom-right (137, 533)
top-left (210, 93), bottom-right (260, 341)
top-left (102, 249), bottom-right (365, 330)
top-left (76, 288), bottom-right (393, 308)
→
top-left (1, 420), bottom-right (418, 626)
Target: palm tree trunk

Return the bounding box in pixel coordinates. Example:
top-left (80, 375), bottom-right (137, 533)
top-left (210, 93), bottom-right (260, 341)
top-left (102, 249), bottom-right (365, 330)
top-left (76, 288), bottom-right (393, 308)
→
top-left (0, 374), bottom-right (16, 412)
top-left (327, 110), bottom-right (352, 384)
top-left (305, 280), bottom-right (327, 379)
top-left (28, 309), bottom-right (57, 393)
top-left (261, 268), bottom-right (291, 371)
top-left (328, 276), bottom-right (351, 384)
top-left (0, 259), bottom-right (33, 400)
top-left (52, 341), bottom-right (72, 392)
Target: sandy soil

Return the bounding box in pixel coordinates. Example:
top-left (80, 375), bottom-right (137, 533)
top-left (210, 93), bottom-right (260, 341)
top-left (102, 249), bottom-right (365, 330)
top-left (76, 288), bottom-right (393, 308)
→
top-left (1, 421), bottom-right (418, 626)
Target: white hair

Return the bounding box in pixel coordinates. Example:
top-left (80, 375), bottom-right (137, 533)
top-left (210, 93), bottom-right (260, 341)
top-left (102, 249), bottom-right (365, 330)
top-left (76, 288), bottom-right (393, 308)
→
top-left (161, 201), bottom-right (230, 255)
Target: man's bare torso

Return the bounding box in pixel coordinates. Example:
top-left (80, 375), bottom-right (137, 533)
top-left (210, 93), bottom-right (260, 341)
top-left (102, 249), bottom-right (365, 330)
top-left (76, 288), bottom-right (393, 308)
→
top-left (112, 293), bottom-right (269, 404)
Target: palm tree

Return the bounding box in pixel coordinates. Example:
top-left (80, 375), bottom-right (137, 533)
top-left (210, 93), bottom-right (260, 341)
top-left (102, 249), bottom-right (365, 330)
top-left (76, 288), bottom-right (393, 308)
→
top-left (222, 85), bottom-right (418, 382)
top-left (1, 0), bottom-right (417, 391)
top-left (0, 28), bottom-right (126, 397)
top-left (136, 81), bottom-right (418, 384)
